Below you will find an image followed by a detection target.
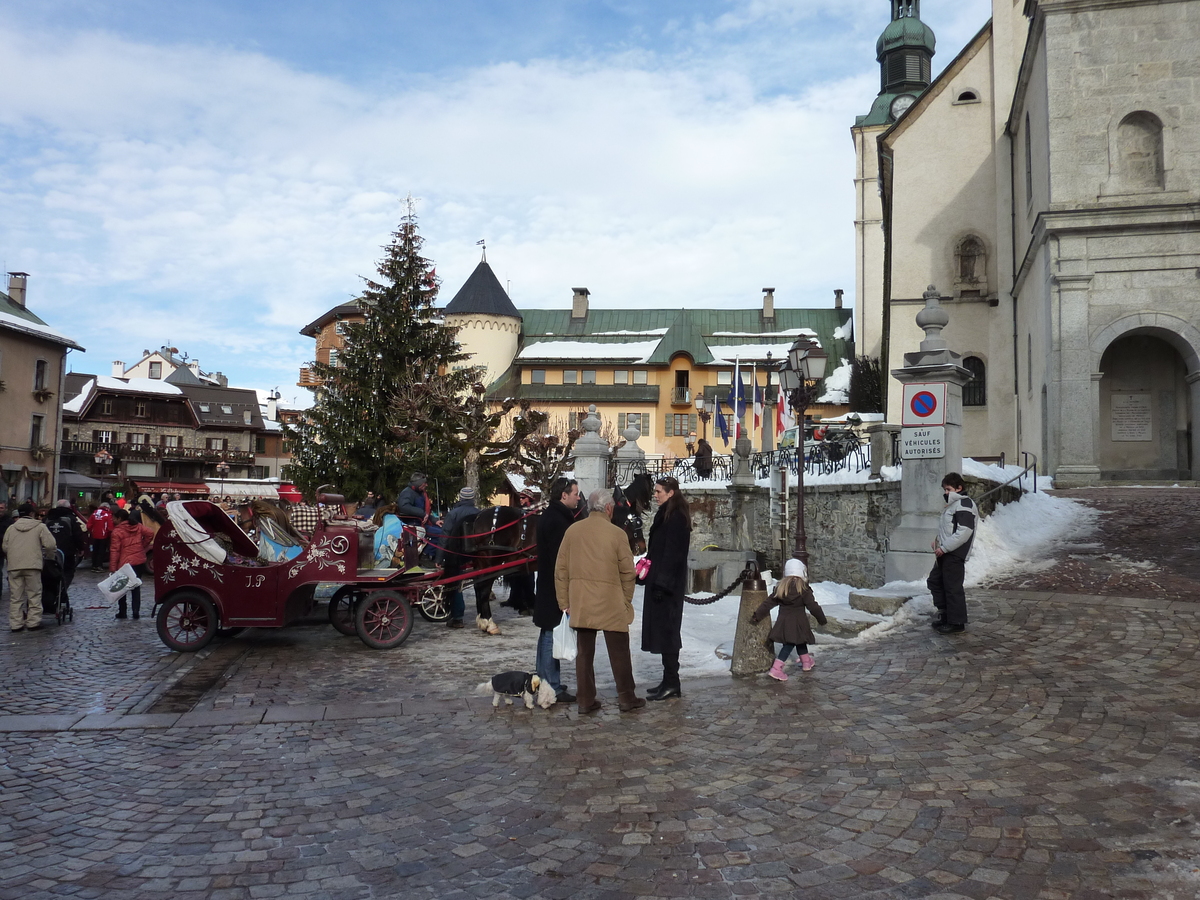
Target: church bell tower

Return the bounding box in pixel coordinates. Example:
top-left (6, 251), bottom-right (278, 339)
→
top-left (850, 0), bottom-right (936, 360)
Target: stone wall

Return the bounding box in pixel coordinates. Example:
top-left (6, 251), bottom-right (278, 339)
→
top-left (676, 482), bottom-right (901, 589)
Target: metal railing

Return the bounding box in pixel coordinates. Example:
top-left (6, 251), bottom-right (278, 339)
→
top-left (670, 387), bottom-right (691, 405)
top-left (62, 440), bottom-right (255, 464)
top-left (978, 451), bottom-right (1038, 505)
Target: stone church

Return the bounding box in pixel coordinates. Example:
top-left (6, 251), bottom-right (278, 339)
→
top-left (854, 0), bottom-right (1200, 484)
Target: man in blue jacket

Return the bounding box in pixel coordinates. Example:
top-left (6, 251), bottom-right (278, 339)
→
top-left (929, 472), bottom-right (977, 634)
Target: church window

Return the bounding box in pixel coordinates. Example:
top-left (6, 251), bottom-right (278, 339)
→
top-left (962, 357), bottom-right (986, 407)
top-left (1117, 111), bottom-right (1164, 190)
top-left (954, 90), bottom-right (979, 104)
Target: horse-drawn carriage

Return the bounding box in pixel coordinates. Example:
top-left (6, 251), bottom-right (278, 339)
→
top-left (150, 497), bottom-right (540, 652)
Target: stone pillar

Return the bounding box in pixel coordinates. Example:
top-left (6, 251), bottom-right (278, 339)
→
top-left (731, 436), bottom-right (755, 487)
top-left (866, 423), bottom-right (901, 480)
top-left (885, 286), bottom-right (971, 584)
top-left (573, 404), bottom-right (610, 499)
top-left (1188, 371), bottom-right (1200, 479)
top-left (731, 562), bottom-right (774, 676)
top-left (612, 424), bottom-right (646, 486)
top-left (1051, 274), bottom-right (1100, 486)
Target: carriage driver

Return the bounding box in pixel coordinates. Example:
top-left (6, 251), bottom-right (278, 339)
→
top-left (395, 473), bottom-right (431, 525)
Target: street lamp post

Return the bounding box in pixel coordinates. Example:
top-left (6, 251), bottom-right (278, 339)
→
top-left (215, 460), bottom-right (231, 500)
top-left (94, 450), bottom-right (113, 499)
top-left (777, 337), bottom-right (829, 567)
top-left (694, 395), bottom-right (712, 439)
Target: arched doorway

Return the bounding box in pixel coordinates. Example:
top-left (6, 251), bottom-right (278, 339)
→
top-left (1098, 334), bottom-right (1191, 479)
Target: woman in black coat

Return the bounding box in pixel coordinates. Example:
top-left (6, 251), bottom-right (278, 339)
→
top-left (641, 476), bottom-right (692, 701)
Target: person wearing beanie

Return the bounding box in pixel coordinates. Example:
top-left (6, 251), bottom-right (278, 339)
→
top-left (438, 486), bottom-right (481, 627)
top-left (43, 499), bottom-right (86, 593)
top-left (751, 558), bottom-right (827, 680)
top-left (395, 472), bottom-right (430, 525)
top-left (3, 501), bottom-right (56, 631)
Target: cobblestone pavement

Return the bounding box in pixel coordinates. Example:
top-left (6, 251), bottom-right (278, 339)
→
top-left (3, 563), bottom-right (1200, 898)
top-left (989, 487), bottom-right (1200, 602)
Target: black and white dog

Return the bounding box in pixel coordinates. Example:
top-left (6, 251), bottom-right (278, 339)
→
top-left (475, 671), bottom-right (557, 709)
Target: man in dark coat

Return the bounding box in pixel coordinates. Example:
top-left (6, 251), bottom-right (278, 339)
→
top-left (395, 473), bottom-right (430, 525)
top-left (0, 499), bottom-right (12, 582)
top-left (532, 477), bottom-right (580, 703)
top-left (43, 500), bottom-right (85, 590)
top-left (641, 477), bottom-right (692, 701)
top-left (438, 487), bottom-right (480, 628)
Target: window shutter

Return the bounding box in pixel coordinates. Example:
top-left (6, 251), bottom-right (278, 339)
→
top-left (664, 414), bottom-right (673, 437)
top-left (644, 412), bottom-right (651, 438)
top-left (618, 413), bottom-right (626, 431)
top-left (690, 413), bottom-right (698, 434)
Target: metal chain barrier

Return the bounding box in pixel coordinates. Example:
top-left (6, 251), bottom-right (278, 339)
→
top-left (683, 564), bottom-right (753, 606)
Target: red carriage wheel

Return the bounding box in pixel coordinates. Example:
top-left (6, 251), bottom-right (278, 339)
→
top-left (156, 591), bottom-right (218, 652)
top-left (353, 590), bottom-right (413, 650)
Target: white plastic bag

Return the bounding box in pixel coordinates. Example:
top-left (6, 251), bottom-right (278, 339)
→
top-left (552, 613), bottom-right (577, 662)
top-left (98, 564), bottom-right (142, 602)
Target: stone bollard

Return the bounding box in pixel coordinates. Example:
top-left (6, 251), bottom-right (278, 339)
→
top-left (731, 561), bottom-right (775, 676)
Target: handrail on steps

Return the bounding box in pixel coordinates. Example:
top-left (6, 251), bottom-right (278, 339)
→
top-left (977, 451), bottom-right (1038, 507)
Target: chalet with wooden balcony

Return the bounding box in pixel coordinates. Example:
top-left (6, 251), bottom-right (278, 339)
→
top-left (62, 367), bottom-right (264, 499)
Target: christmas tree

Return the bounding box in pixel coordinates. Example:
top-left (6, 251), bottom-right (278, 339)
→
top-left (284, 204), bottom-right (477, 502)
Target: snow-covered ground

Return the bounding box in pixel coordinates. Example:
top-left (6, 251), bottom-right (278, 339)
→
top-left (667, 480), bottom-right (1099, 680)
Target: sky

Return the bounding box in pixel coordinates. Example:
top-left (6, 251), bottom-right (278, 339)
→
top-left (0, 0), bottom-right (993, 401)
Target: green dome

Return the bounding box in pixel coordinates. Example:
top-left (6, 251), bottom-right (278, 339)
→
top-left (876, 16), bottom-right (936, 59)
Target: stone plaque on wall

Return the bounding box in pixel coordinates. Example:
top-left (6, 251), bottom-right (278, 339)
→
top-left (1111, 393), bottom-right (1153, 442)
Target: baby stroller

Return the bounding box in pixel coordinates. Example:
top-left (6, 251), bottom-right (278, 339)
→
top-left (41, 549), bottom-right (73, 625)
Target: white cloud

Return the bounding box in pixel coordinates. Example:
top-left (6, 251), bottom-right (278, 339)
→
top-left (0, 0), bottom-right (994, 390)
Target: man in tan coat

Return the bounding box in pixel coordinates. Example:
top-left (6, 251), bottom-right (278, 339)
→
top-left (4, 502), bottom-right (56, 632)
top-left (555, 488), bottom-right (644, 714)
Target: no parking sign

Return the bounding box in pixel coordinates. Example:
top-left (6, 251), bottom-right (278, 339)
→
top-left (902, 382), bottom-right (946, 426)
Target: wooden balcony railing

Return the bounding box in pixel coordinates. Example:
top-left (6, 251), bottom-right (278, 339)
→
top-left (62, 440), bottom-right (254, 464)
top-left (297, 367), bottom-right (322, 388)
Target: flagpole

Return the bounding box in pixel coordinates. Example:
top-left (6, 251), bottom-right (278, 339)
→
top-left (752, 361), bottom-right (758, 452)
top-left (733, 358), bottom-right (739, 441)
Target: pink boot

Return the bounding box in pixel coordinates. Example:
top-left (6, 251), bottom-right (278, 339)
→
top-left (800, 653), bottom-right (815, 672)
top-left (768, 659), bottom-right (788, 681)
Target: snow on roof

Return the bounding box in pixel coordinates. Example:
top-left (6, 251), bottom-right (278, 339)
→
top-left (0, 310), bottom-right (83, 348)
top-left (517, 339), bottom-right (661, 363)
top-left (708, 342), bottom-right (806, 365)
top-left (63, 379), bottom-right (94, 413)
top-left (95, 375), bottom-right (184, 395)
top-left (592, 329), bottom-right (670, 336)
top-left (710, 328), bottom-right (818, 338)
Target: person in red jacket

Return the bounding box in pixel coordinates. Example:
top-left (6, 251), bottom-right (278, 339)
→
top-left (88, 503), bottom-right (114, 572)
top-left (108, 507), bottom-right (154, 619)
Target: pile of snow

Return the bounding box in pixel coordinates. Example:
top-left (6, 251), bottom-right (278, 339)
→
top-left (816, 358), bottom-right (852, 404)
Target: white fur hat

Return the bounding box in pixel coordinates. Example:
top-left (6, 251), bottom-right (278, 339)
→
top-left (783, 558), bottom-right (807, 580)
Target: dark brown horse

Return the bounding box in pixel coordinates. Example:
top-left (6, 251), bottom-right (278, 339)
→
top-left (462, 506), bottom-right (538, 635)
top-left (612, 472), bottom-right (652, 556)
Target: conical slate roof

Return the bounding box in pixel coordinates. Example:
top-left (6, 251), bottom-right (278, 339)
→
top-left (443, 261), bottom-right (521, 319)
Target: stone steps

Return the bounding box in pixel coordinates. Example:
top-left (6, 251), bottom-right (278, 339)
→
top-left (813, 587), bottom-right (919, 639)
